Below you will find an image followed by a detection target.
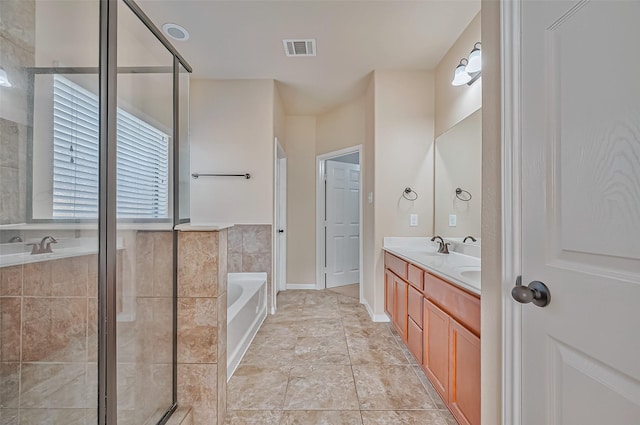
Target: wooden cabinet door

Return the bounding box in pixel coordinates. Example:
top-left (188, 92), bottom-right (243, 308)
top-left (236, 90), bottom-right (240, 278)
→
top-left (407, 284), bottom-right (423, 327)
top-left (449, 319), bottom-right (481, 425)
top-left (423, 299), bottom-right (449, 401)
top-left (407, 317), bottom-right (423, 364)
top-left (394, 276), bottom-right (408, 341)
top-left (384, 270), bottom-right (395, 319)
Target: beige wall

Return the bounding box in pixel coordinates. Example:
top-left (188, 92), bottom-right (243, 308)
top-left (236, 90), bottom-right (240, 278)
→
top-left (274, 85), bottom-right (286, 151)
top-left (434, 109), bottom-right (482, 237)
top-left (316, 96), bottom-right (366, 155)
top-left (434, 12), bottom-right (482, 138)
top-left (283, 116), bottom-right (317, 284)
top-left (481, 0), bottom-right (501, 423)
top-left (190, 79), bottom-right (275, 224)
top-left (370, 70), bottom-right (436, 314)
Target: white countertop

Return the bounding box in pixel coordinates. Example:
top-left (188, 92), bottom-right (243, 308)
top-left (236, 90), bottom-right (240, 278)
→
top-left (383, 237), bottom-right (481, 295)
top-left (174, 223), bottom-right (235, 232)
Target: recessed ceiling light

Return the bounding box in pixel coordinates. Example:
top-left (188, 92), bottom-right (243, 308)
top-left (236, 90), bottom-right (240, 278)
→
top-left (162, 23), bottom-right (189, 41)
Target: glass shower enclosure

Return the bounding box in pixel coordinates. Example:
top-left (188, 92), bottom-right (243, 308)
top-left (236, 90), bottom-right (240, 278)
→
top-left (0, 1), bottom-right (191, 424)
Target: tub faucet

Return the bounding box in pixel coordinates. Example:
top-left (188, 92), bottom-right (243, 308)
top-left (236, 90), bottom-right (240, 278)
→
top-left (430, 236), bottom-right (450, 254)
top-left (8, 236), bottom-right (23, 243)
top-left (463, 235), bottom-right (477, 243)
top-left (27, 236), bottom-right (57, 255)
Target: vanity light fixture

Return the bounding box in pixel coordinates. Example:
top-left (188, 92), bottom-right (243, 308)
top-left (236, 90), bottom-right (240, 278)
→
top-left (0, 67), bottom-right (12, 88)
top-left (451, 41), bottom-right (482, 86)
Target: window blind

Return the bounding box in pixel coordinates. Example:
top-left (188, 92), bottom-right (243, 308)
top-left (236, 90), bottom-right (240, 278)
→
top-left (52, 75), bottom-right (169, 219)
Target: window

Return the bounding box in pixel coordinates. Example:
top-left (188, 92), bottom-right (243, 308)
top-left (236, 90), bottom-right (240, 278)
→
top-left (52, 75), bottom-right (169, 218)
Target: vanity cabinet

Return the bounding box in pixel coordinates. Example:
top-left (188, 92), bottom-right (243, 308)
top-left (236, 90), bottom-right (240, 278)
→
top-left (384, 252), bottom-right (480, 425)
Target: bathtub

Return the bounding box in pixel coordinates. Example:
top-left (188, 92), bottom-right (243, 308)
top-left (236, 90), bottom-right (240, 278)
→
top-left (227, 272), bottom-right (267, 380)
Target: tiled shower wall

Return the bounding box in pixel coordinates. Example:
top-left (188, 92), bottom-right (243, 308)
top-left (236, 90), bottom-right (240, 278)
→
top-left (177, 229), bottom-right (227, 425)
top-left (0, 0), bottom-right (33, 226)
top-left (227, 225), bottom-right (272, 309)
top-left (0, 231), bottom-right (176, 425)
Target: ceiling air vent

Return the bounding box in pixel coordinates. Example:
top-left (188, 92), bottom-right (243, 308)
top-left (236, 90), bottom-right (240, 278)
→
top-left (283, 39), bottom-right (316, 57)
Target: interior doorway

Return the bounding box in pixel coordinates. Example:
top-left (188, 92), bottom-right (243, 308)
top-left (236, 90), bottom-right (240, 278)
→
top-left (316, 146), bottom-right (363, 301)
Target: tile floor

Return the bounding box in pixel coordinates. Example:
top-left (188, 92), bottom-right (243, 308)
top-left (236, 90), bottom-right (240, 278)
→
top-left (225, 289), bottom-right (457, 425)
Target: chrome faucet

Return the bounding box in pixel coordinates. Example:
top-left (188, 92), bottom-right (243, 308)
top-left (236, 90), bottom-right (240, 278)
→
top-left (463, 235), bottom-right (477, 243)
top-left (430, 236), bottom-right (450, 254)
top-left (27, 236), bottom-right (57, 255)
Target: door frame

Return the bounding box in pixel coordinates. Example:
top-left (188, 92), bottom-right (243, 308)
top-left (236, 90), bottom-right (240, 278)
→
top-left (501, 1), bottom-right (523, 424)
top-left (273, 137), bottom-right (287, 311)
top-left (315, 145), bottom-right (363, 301)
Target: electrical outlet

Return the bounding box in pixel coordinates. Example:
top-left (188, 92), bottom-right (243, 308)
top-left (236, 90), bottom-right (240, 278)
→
top-left (410, 214), bottom-right (418, 227)
top-left (449, 214), bottom-right (457, 227)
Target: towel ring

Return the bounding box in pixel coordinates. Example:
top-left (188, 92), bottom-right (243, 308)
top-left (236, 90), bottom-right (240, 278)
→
top-left (403, 187), bottom-right (418, 201)
top-left (455, 188), bottom-right (472, 201)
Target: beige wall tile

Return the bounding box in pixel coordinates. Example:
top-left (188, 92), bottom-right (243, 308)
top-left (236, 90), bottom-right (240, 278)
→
top-left (0, 265), bottom-right (22, 296)
top-left (0, 363), bottom-right (20, 408)
top-left (22, 298), bottom-right (86, 362)
top-left (18, 408), bottom-right (86, 425)
top-left (178, 297), bottom-right (217, 364)
top-left (0, 408), bottom-right (18, 425)
top-left (22, 262), bottom-right (51, 296)
top-left (178, 232), bottom-right (219, 298)
top-left (135, 297), bottom-right (173, 364)
top-left (153, 232), bottom-right (174, 297)
top-left (178, 364), bottom-right (217, 422)
top-left (0, 298), bottom-right (21, 361)
top-left (20, 363), bottom-right (88, 408)
top-left (50, 257), bottom-right (88, 297)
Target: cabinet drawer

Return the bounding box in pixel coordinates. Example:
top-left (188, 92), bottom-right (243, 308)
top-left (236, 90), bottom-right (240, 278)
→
top-left (407, 284), bottom-right (423, 327)
top-left (385, 252), bottom-right (408, 280)
top-left (407, 317), bottom-right (423, 364)
top-left (423, 272), bottom-right (480, 336)
top-left (407, 264), bottom-right (424, 290)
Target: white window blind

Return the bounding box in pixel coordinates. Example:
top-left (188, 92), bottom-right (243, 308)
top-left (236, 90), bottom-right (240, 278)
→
top-left (52, 75), bottom-right (169, 219)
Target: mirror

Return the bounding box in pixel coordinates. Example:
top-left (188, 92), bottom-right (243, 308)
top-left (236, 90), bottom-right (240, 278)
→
top-left (434, 108), bottom-right (482, 240)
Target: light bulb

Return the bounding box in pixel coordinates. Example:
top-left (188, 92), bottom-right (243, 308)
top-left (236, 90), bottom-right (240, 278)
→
top-left (466, 43), bottom-right (482, 73)
top-left (451, 61), bottom-right (471, 86)
top-left (0, 67), bottom-right (11, 88)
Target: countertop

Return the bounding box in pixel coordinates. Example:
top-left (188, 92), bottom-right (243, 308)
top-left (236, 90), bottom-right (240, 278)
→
top-left (383, 237), bottom-right (481, 295)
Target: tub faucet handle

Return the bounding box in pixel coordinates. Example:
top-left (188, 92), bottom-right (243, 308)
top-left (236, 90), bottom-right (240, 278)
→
top-left (27, 243), bottom-right (40, 255)
top-left (39, 236), bottom-right (58, 253)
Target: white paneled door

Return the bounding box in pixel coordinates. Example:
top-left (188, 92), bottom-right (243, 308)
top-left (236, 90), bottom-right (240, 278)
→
top-left (325, 160), bottom-right (360, 288)
top-left (516, 1), bottom-right (640, 423)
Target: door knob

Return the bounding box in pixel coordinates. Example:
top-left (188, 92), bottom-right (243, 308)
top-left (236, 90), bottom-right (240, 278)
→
top-left (511, 276), bottom-right (551, 307)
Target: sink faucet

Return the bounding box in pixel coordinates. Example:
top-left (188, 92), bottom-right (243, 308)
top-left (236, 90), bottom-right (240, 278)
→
top-left (26, 236), bottom-right (57, 255)
top-left (430, 236), bottom-right (450, 254)
top-left (463, 235), bottom-right (477, 243)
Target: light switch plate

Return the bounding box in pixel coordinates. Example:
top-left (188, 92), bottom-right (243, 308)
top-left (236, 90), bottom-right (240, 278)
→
top-left (448, 214), bottom-right (457, 227)
top-left (368, 192), bottom-right (374, 204)
top-left (410, 214), bottom-right (418, 227)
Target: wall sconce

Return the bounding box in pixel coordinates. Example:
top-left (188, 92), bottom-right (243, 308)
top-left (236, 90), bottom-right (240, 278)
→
top-left (0, 67), bottom-right (12, 88)
top-left (451, 42), bottom-right (481, 86)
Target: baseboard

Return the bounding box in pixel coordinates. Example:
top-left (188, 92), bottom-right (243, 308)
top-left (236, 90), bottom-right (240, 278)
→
top-left (286, 283), bottom-right (317, 290)
top-left (361, 298), bottom-right (391, 322)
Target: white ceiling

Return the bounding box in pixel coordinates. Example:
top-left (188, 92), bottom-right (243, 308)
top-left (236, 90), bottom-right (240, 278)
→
top-left (137, 0), bottom-right (481, 115)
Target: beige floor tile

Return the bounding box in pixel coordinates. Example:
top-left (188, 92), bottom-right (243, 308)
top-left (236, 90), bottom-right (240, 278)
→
top-left (224, 410), bottom-right (282, 425)
top-left (294, 335), bottom-right (350, 364)
top-left (283, 364), bottom-right (360, 410)
top-left (227, 365), bottom-right (290, 410)
top-left (352, 365), bottom-right (435, 410)
top-left (281, 410), bottom-right (363, 425)
top-left (294, 318), bottom-right (344, 338)
top-left (326, 284), bottom-right (360, 299)
top-left (411, 366), bottom-right (447, 410)
top-left (360, 410), bottom-right (447, 425)
top-left (346, 335), bottom-right (410, 365)
top-left (343, 322), bottom-right (395, 339)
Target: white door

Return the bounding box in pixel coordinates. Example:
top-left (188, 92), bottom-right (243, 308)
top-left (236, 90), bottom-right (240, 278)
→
top-left (325, 160), bottom-right (360, 288)
top-left (517, 1), bottom-right (640, 424)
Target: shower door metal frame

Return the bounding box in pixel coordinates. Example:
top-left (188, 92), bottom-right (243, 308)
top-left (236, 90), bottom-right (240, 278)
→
top-left (97, 1), bottom-right (192, 424)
